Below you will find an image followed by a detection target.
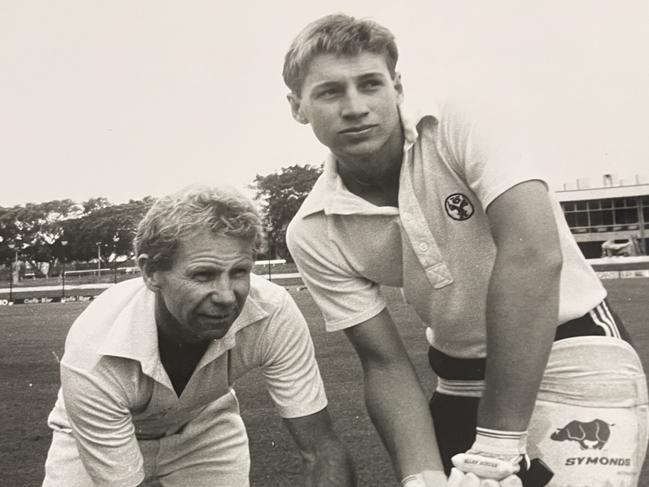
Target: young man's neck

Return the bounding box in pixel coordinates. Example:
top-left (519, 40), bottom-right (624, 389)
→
top-left (335, 129), bottom-right (404, 207)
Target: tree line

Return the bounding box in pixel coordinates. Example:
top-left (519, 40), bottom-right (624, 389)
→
top-left (0, 164), bottom-right (322, 276)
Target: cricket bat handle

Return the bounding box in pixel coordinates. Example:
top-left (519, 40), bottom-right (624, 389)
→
top-left (522, 458), bottom-right (554, 487)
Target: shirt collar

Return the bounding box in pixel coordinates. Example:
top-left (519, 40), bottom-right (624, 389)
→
top-left (98, 277), bottom-right (269, 380)
top-left (297, 100), bottom-right (439, 219)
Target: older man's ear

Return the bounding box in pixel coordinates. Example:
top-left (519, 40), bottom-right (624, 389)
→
top-left (138, 254), bottom-right (161, 292)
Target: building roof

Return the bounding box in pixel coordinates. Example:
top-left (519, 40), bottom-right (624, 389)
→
top-left (555, 183), bottom-right (649, 202)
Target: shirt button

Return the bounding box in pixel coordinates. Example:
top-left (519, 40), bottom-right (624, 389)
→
top-left (418, 243), bottom-right (429, 252)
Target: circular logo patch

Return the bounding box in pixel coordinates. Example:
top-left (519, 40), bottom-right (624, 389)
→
top-left (445, 193), bottom-right (474, 221)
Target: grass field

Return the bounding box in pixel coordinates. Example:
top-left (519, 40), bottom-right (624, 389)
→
top-left (1, 278), bottom-right (648, 486)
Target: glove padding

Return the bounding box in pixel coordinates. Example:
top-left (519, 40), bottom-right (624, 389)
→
top-left (449, 426), bottom-right (528, 486)
top-left (451, 452), bottom-right (522, 479)
top-left (447, 467), bottom-right (522, 487)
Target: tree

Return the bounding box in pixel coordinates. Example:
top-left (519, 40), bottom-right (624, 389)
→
top-left (251, 164), bottom-right (322, 260)
top-left (0, 200), bottom-right (81, 277)
top-left (82, 197), bottom-right (110, 214)
top-left (0, 197), bottom-right (155, 277)
top-left (62, 197), bottom-right (154, 264)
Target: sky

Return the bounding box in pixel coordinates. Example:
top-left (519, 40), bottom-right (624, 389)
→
top-left (1, 0), bottom-right (648, 207)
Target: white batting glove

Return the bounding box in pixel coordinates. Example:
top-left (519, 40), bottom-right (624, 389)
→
top-left (400, 470), bottom-right (448, 486)
top-left (450, 427), bottom-right (528, 486)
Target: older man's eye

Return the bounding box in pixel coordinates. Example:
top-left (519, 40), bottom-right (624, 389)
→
top-left (232, 268), bottom-right (251, 277)
top-left (193, 271), bottom-right (213, 282)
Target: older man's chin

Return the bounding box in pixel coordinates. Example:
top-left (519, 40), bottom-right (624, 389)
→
top-left (195, 314), bottom-right (239, 340)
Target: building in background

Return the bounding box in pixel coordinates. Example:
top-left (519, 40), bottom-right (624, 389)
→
top-left (556, 174), bottom-right (649, 258)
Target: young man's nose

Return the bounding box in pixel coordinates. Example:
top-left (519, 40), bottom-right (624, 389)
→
top-left (341, 89), bottom-right (369, 118)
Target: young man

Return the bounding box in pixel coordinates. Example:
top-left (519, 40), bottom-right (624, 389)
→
top-left (42, 185), bottom-right (356, 487)
top-left (284, 14), bottom-right (649, 487)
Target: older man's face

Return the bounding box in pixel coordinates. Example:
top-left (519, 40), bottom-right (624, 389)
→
top-left (152, 230), bottom-right (254, 344)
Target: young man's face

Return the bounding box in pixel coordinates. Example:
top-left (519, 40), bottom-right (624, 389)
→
top-left (144, 230), bottom-right (254, 344)
top-left (289, 52), bottom-right (403, 165)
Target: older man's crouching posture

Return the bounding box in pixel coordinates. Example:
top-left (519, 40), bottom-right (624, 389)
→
top-left (42, 185), bottom-right (355, 487)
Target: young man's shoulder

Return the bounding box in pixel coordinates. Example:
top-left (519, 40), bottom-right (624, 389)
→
top-left (292, 172), bottom-right (329, 221)
top-left (287, 179), bottom-right (330, 251)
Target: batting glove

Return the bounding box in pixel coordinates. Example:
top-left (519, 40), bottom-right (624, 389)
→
top-left (400, 470), bottom-right (448, 486)
top-left (450, 427), bottom-right (528, 486)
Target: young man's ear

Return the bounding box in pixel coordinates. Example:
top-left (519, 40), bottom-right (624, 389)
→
top-left (393, 72), bottom-right (404, 105)
top-left (287, 93), bottom-right (309, 125)
top-left (138, 254), bottom-right (161, 292)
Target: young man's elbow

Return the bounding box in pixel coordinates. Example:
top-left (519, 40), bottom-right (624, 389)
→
top-left (500, 242), bottom-right (563, 275)
top-left (529, 243), bottom-right (563, 274)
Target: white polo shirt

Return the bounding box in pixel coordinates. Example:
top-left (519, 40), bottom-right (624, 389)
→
top-left (47, 274), bottom-right (327, 485)
top-left (287, 99), bottom-right (606, 358)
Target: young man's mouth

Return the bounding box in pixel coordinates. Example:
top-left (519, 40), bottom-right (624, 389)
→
top-left (339, 124), bottom-right (377, 135)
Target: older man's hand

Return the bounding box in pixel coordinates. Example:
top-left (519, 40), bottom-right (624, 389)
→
top-left (400, 469), bottom-right (449, 486)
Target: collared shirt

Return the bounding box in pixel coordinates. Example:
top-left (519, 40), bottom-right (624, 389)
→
top-left (47, 274), bottom-right (326, 484)
top-left (287, 99), bottom-right (606, 358)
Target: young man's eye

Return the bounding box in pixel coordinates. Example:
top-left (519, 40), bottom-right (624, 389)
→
top-left (317, 88), bottom-right (340, 99)
top-left (361, 79), bottom-right (382, 90)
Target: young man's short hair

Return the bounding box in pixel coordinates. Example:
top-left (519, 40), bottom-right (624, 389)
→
top-left (282, 13), bottom-right (399, 95)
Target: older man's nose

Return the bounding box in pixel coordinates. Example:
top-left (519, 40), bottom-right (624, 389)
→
top-left (210, 277), bottom-right (236, 305)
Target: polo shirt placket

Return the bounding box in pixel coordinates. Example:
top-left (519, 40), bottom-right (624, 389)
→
top-left (398, 142), bottom-right (454, 291)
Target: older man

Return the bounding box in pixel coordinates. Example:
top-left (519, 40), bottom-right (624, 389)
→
top-left (42, 185), bottom-right (355, 487)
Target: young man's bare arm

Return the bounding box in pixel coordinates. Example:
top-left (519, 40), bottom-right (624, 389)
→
top-left (344, 308), bottom-right (447, 484)
top-left (479, 180), bottom-right (563, 431)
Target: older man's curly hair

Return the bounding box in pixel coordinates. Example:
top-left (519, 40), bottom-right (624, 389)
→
top-left (134, 185), bottom-right (262, 272)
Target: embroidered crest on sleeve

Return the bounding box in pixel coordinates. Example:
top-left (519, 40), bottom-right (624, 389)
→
top-left (444, 193), bottom-right (474, 221)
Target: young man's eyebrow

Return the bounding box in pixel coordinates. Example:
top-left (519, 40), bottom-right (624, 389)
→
top-left (311, 80), bottom-right (342, 90)
top-left (357, 72), bottom-right (386, 80)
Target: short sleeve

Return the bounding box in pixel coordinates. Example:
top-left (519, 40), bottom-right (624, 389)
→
top-left (60, 361), bottom-right (144, 486)
top-left (286, 215), bottom-right (386, 331)
top-left (257, 290), bottom-right (328, 418)
top-left (437, 99), bottom-right (549, 209)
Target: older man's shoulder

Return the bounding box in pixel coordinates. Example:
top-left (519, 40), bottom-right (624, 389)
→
top-left (62, 278), bottom-right (148, 364)
top-left (248, 273), bottom-right (290, 303)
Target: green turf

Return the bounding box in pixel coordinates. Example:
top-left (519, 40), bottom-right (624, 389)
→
top-left (1, 279), bottom-right (648, 486)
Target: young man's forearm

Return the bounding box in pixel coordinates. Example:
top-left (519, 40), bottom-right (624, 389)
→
top-left (363, 360), bottom-right (445, 479)
top-left (478, 249), bottom-right (562, 431)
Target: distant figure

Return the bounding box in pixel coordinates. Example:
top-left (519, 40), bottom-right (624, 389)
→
top-left (602, 236), bottom-right (642, 257)
top-left (43, 185), bottom-right (355, 487)
top-left (11, 261), bottom-right (21, 283)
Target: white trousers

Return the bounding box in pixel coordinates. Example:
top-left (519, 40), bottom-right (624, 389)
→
top-left (43, 391), bottom-right (250, 487)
